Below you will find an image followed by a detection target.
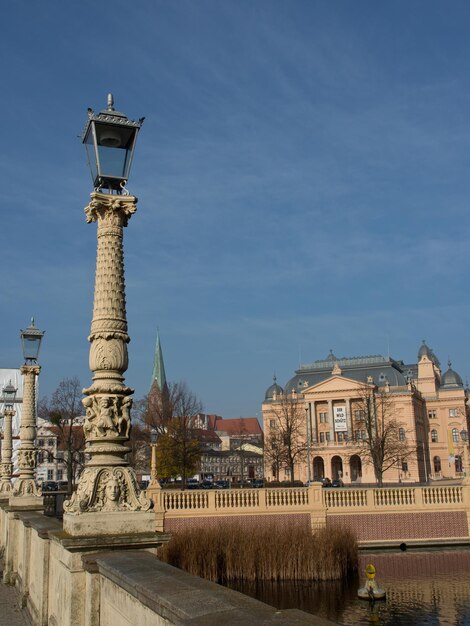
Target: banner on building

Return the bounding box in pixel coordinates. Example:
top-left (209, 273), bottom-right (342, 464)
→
top-left (333, 406), bottom-right (347, 432)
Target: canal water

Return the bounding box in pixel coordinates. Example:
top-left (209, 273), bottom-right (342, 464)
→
top-left (228, 549), bottom-right (470, 625)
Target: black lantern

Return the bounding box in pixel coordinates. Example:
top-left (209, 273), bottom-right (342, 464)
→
top-left (82, 94), bottom-right (144, 192)
top-left (20, 318), bottom-right (45, 364)
top-left (1, 380), bottom-right (17, 408)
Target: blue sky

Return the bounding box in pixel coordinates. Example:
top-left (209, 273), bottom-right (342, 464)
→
top-left (2, 1), bottom-right (470, 418)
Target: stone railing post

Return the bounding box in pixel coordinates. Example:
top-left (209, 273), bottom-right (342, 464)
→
top-left (308, 484), bottom-right (326, 530)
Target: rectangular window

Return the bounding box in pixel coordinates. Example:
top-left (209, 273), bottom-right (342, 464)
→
top-left (47, 470), bottom-right (53, 480)
top-left (38, 451), bottom-right (44, 464)
top-left (355, 431), bottom-right (361, 441)
top-left (449, 408), bottom-right (459, 417)
top-left (326, 432), bottom-right (331, 442)
top-left (319, 432), bottom-right (325, 443)
top-left (361, 430), bottom-right (367, 440)
top-left (337, 432), bottom-right (343, 442)
top-left (428, 410), bottom-right (437, 419)
top-left (269, 419), bottom-right (276, 428)
top-left (38, 439), bottom-right (44, 448)
top-left (355, 410), bottom-right (365, 421)
top-left (47, 439), bottom-right (54, 448)
top-left (57, 470), bottom-right (63, 480)
top-left (401, 461), bottom-right (408, 473)
top-left (319, 412), bottom-right (328, 423)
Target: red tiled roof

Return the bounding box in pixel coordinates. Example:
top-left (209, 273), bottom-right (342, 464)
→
top-left (214, 417), bottom-right (262, 436)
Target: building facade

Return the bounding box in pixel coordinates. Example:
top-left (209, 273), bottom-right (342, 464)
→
top-left (263, 343), bottom-right (469, 485)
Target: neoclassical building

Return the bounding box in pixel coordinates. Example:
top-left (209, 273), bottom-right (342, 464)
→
top-left (262, 342), bottom-right (469, 485)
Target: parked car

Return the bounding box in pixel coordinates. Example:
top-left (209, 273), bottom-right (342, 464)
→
top-left (321, 477), bottom-right (332, 488)
top-left (214, 480), bottom-right (230, 489)
top-left (201, 480), bottom-right (217, 489)
top-left (331, 479), bottom-right (344, 488)
top-left (42, 481), bottom-right (58, 492)
top-left (251, 479), bottom-right (264, 488)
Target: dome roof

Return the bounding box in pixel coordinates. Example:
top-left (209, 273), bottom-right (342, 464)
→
top-left (417, 340), bottom-right (440, 367)
top-left (441, 361), bottom-right (463, 388)
top-left (418, 340), bottom-right (431, 360)
top-left (265, 376), bottom-right (284, 401)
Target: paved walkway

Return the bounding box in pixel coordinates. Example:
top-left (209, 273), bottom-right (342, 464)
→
top-left (0, 563), bottom-right (33, 625)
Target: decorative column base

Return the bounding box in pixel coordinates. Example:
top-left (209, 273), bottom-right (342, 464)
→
top-left (0, 464), bottom-right (13, 501)
top-left (63, 466), bottom-right (154, 537)
top-left (10, 477), bottom-right (43, 510)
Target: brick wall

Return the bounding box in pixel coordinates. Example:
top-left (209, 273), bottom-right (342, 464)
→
top-left (328, 511), bottom-right (468, 541)
top-left (165, 513), bottom-right (311, 533)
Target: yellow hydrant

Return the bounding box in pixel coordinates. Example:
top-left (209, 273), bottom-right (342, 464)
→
top-left (358, 563), bottom-right (386, 600)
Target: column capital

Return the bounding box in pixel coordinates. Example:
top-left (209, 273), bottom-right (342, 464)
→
top-left (84, 191), bottom-right (137, 227)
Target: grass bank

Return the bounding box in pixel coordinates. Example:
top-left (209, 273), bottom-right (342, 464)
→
top-left (159, 521), bottom-right (358, 583)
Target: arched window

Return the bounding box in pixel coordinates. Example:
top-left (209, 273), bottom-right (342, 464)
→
top-left (433, 456), bottom-right (441, 473)
top-left (399, 428), bottom-right (406, 441)
top-left (452, 428), bottom-right (459, 444)
top-left (431, 429), bottom-right (438, 443)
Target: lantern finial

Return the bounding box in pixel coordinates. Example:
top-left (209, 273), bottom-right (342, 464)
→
top-left (107, 93), bottom-right (115, 112)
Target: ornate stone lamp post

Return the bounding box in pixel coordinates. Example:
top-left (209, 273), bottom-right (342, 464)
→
top-left (149, 428), bottom-right (160, 489)
top-left (10, 319), bottom-right (44, 509)
top-left (63, 95), bottom-right (154, 536)
top-left (0, 381), bottom-right (17, 498)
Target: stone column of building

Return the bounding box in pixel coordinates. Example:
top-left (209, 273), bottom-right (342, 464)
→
top-left (310, 400), bottom-right (317, 442)
top-left (327, 399), bottom-right (334, 443)
top-left (63, 192), bottom-right (153, 536)
top-left (345, 398), bottom-right (352, 440)
top-left (10, 365), bottom-right (43, 509)
top-left (0, 405), bottom-right (14, 497)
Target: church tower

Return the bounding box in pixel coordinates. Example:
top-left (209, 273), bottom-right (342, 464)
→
top-left (150, 331), bottom-right (168, 394)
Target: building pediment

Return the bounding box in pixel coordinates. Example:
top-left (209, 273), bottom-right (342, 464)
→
top-left (303, 375), bottom-right (371, 397)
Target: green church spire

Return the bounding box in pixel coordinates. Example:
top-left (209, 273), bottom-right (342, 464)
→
top-left (150, 331), bottom-right (167, 393)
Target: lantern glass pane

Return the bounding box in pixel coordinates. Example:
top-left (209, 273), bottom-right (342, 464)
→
top-left (84, 130), bottom-right (99, 186)
top-left (22, 336), bottom-right (41, 361)
top-left (97, 144), bottom-right (130, 180)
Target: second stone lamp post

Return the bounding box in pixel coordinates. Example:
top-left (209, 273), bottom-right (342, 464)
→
top-left (10, 319), bottom-right (44, 510)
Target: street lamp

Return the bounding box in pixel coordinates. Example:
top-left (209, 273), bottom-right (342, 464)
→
top-left (305, 404), bottom-right (312, 485)
top-left (0, 381), bottom-right (17, 496)
top-left (82, 93), bottom-right (144, 193)
top-left (63, 95), bottom-right (153, 536)
top-left (11, 319), bottom-right (44, 506)
top-left (20, 318), bottom-right (44, 364)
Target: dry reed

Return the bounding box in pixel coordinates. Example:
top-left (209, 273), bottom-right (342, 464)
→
top-left (159, 521), bottom-right (357, 583)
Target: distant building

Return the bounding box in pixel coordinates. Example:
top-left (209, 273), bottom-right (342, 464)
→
top-left (263, 342), bottom-right (470, 485)
top-left (193, 416), bottom-right (264, 482)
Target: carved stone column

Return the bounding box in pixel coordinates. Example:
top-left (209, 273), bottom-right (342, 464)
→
top-left (149, 444), bottom-right (160, 488)
top-left (63, 192), bottom-right (153, 536)
top-left (0, 406), bottom-right (14, 497)
top-left (10, 365), bottom-right (43, 509)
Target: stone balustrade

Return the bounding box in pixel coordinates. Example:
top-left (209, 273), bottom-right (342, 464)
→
top-left (150, 483), bottom-right (470, 545)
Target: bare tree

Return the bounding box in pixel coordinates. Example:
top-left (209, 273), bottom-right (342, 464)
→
top-left (267, 395), bottom-right (306, 485)
top-left (264, 431), bottom-right (284, 482)
top-left (38, 377), bottom-right (85, 494)
top-left (354, 384), bottom-right (414, 487)
top-left (140, 381), bottom-right (203, 488)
